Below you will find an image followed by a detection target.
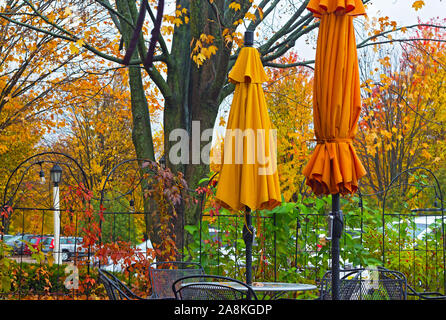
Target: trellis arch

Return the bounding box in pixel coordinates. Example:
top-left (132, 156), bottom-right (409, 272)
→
top-left (2, 151), bottom-right (90, 234)
top-left (382, 166), bottom-right (445, 294)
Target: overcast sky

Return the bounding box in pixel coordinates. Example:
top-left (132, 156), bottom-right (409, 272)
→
top-left (366, 0), bottom-right (444, 25)
top-left (295, 0), bottom-right (445, 61)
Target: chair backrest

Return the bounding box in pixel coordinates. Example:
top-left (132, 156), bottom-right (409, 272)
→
top-left (97, 269), bottom-right (143, 300)
top-left (320, 267), bottom-right (407, 300)
top-left (149, 261), bottom-right (205, 299)
top-left (172, 275), bottom-right (258, 300)
top-left (320, 269), bottom-right (362, 300)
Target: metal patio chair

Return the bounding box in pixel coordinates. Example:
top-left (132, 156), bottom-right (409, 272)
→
top-left (320, 266), bottom-right (407, 300)
top-left (149, 261), bottom-right (205, 299)
top-left (97, 269), bottom-right (149, 300)
top-left (407, 285), bottom-right (446, 300)
top-left (172, 274), bottom-right (258, 300)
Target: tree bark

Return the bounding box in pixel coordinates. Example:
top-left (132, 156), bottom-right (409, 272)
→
top-left (116, 0), bottom-right (160, 246)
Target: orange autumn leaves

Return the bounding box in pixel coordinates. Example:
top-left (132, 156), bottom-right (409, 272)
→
top-left (264, 53), bottom-right (314, 201)
top-left (357, 21), bottom-right (446, 193)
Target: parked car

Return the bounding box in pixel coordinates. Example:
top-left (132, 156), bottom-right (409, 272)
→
top-left (1, 234), bottom-right (16, 242)
top-left (43, 236), bottom-right (87, 261)
top-left (41, 236), bottom-right (53, 253)
top-left (3, 234), bottom-right (21, 246)
top-left (23, 235), bottom-right (51, 255)
top-left (11, 234), bottom-right (36, 255)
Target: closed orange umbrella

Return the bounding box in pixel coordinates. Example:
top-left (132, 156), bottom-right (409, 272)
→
top-left (303, 0), bottom-right (367, 300)
top-left (215, 31), bottom-right (281, 285)
top-left (303, 0), bottom-right (367, 195)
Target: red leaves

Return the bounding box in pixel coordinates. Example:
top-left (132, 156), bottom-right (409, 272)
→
top-left (0, 205), bottom-right (12, 218)
top-left (139, 161), bottom-right (191, 261)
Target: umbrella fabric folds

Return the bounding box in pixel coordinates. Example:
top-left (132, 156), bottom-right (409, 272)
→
top-left (303, 0), bottom-right (367, 196)
top-left (304, 0), bottom-right (367, 300)
top-left (215, 42), bottom-right (281, 286)
top-left (215, 46), bottom-right (281, 212)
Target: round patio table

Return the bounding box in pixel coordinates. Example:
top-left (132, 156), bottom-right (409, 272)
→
top-left (243, 282), bottom-right (317, 300)
top-left (183, 282), bottom-right (317, 300)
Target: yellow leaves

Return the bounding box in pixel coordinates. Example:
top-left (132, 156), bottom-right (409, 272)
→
top-left (164, 5), bottom-right (189, 28)
top-left (229, 2), bottom-right (241, 12)
top-left (379, 56), bottom-right (391, 68)
top-left (363, 87), bottom-right (373, 94)
top-left (90, 160), bottom-right (103, 176)
top-left (201, 46), bottom-right (218, 59)
top-left (233, 19), bottom-right (244, 26)
top-left (162, 25), bottom-right (174, 36)
top-left (381, 129), bottom-right (392, 140)
top-left (0, 144), bottom-right (8, 154)
top-left (69, 39), bottom-right (84, 55)
top-left (64, 7), bottom-right (72, 17)
top-left (366, 144), bottom-right (378, 157)
top-left (190, 34), bottom-right (218, 67)
top-left (412, 0), bottom-right (425, 11)
top-left (193, 53), bottom-right (206, 66)
top-left (68, 43), bottom-right (77, 54)
top-left (421, 148), bottom-right (432, 160)
top-left (173, 18), bottom-right (183, 27)
top-left (47, 12), bottom-right (56, 23)
top-left (244, 12), bottom-right (257, 22)
top-left (200, 34), bottom-right (215, 44)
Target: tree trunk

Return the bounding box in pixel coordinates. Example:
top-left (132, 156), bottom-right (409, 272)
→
top-left (163, 0), bottom-right (235, 253)
top-left (116, 0), bottom-right (160, 247)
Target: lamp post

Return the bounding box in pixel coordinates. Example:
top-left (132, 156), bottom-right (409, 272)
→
top-left (50, 164), bottom-right (62, 264)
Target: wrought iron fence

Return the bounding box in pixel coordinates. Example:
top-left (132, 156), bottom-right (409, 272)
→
top-left (1, 154), bottom-right (445, 299)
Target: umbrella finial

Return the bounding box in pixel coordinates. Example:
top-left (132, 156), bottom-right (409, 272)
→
top-left (244, 30), bottom-right (254, 47)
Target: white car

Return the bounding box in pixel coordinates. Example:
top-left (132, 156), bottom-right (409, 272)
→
top-left (99, 239), bottom-right (155, 273)
top-left (384, 216), bottom-right (444, 242)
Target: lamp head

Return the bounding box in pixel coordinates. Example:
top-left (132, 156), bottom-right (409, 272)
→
top-left (50, 164), bottom-right (62, 186)
top-left (244, 30), bottom-right (254, 47)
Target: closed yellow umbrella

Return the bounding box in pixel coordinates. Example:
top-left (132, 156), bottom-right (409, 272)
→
top-left (215, 31), bottom-right (281, 285)
top-left (303, 0), bottom-right (367, 300)
top-left (215, 40), bottom-right (281, 212)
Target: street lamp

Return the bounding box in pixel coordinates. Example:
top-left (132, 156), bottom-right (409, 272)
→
top-left (129, 199), bottom-right (135, 213)
top-left (50, 164), bottom-right (62, 264)
top-left (38, 162), bottom-right (45, 185)
top-left (50, 164), bottom-right (62, 186)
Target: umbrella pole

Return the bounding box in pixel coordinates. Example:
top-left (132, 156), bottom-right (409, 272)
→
top-left (331, 193), bottom-right (343, 300)
top-left (243, 206), bottom-right (254, 289)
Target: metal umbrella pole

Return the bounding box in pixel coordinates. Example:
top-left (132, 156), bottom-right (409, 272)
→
top-left (242, 206), bottom-right (255, 300)
top-left (331, 193), bottom-right (343, 300)
top-left (243, 207), bottom-right (254, 286)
